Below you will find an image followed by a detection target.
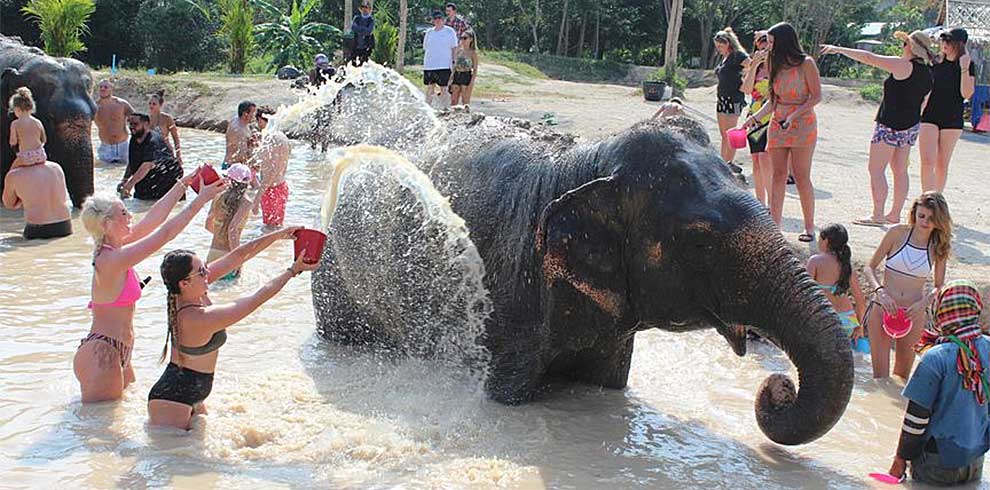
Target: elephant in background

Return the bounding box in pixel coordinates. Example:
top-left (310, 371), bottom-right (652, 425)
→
top-left (1, 35), bottom-right (97, 208)
top-left (312, 92), bottom-right (853, 445)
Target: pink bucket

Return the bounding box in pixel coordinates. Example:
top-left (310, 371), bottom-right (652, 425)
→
top-left (883, 308), bottom-right (913, 339)
top-left (727, 128), bottom-right (748, 149)
top-left (189, 165), bottom-right (220, 193)
top-left (293, 228), bottom-right (327, 265)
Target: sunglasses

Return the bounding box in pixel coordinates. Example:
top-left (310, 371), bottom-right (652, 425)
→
top-left (185, 266), bottom-right (208, 281)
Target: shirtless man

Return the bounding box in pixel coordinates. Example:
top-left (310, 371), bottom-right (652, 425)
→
top-left (250, 107), bottom-right (292, 227)
top-left (94, 79), bottom-right (134, 165)
top-left (2, 158), bottom-right (73, 239)
top-left (223, 101), bottom-right (257, 169)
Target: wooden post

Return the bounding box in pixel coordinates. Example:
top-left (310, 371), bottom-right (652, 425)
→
top-left (396, 0), bottom-right (408, 73)
top-left (345, 0), bottom-right (353, 31)
top-left (663, 0), bottom-right (684, 93)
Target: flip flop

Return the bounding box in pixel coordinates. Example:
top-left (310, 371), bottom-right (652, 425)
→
top-left (853, 217), bottom-right (887, 227)
top-left (798, 232), bottom-right (814, 242)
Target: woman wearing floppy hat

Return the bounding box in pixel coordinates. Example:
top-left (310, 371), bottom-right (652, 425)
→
top-left (887, 280), bottom-right (989, 485)
top-left (920, 27), bottom-right (976, 193)
top-left (821, 31), bottom-right (934, 227)
top-left (205, 163), bottom-right (255, 281)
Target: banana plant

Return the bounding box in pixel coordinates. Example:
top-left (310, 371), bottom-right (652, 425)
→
top-left (253, 0), bottom-right (341, 70)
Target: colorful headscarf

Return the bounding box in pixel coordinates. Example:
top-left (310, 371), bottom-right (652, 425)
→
top-left (916, 279), bottom-right (987, 404)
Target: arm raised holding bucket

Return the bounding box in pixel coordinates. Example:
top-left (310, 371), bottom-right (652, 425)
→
top-left (208, 226), bottom-right (300, 281)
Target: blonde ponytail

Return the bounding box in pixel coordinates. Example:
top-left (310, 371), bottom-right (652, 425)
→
top-left (81, 193), bottom-right (120, 261)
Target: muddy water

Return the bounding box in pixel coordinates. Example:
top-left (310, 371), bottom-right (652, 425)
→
top-left (0, 128), bottom-right (983, 490)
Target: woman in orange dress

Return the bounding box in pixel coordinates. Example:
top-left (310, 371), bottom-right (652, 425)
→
top-left (740, 22), bottom-right (821, 242)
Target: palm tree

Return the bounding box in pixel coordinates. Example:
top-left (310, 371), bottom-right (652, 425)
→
top-left (218, 0), bottom-right (255, 73)
top-left (254, 0), bottom-right (341, 70)
top-left (21, 0), bottom-right (96, 57)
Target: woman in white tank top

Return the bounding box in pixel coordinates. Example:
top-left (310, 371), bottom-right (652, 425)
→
top-left (862, 192), bottom-right (952, 379)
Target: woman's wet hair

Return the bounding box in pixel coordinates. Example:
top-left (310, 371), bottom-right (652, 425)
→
top-left (81, 193), bottom-right (122, 260)
top-left (9, 87), bottom-right (35, 113)
top-left (767, 22), bottom-right (807, 103)
top-left (819, 224), bottom-right (852, 295)
top-left (713, 27), bottom-right (747, 55)
top-left (910, 191), bottom-right (953, 262)
top-left (160, 249), bottom-right (196, 362)
top-left (148, 89), bottom-right (165, 104)
top-left (215, 181), bottom-right (250, 232)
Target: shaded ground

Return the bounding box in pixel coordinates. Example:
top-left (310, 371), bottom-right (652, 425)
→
top-left (102, 62), bottom-right (990, 290)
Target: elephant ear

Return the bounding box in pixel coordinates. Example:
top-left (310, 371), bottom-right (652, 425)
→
top-left (1, 68), bottom-right (21, 113)
top-left (536, 176), bottom-right (628, 320)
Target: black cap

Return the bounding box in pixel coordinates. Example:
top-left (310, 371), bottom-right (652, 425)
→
top-left (940, 27), bottom-right (968, 43)
top-left (431, 10), bottom-right (444, 19)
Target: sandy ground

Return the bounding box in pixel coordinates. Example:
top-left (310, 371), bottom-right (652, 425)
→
top-left (105, 63), bottom-right (990, 289)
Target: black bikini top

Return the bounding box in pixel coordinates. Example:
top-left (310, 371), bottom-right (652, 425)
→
top-left (175, 304), bottom-right (228, 356)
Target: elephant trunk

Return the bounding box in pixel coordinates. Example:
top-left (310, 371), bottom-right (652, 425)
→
top-left (732, 223), bottom-right (854, 445)
top-left (50, 116), bottom-right (94, 208)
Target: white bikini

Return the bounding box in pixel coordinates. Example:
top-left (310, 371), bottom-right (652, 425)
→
top-left (885, 228), bottom-right (932, 279)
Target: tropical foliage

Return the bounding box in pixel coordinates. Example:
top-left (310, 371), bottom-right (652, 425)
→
top-left (217, 0), bottom-right (255, 73)
top-left (20, 0), bottom-right (95, 57)
top-left (254, 0), bottom-right (340, 70)
top-left (371, 0), bottom-right (399, 66)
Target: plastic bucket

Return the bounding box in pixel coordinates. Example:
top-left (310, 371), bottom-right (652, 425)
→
top-left (882, 308), bottom-right (913, 339)
top-left (190, 165), bottom-right (220, 193)
top-left (727, 128), bottom-right (748, 149)
top-left (643, 81), bottom-right (666, 102)
top-left (853, 337), bottom-right (871, 354)
top-left (293, 228), bottom-right (327, 265)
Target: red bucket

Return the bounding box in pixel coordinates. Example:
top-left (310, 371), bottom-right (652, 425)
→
top-left (293, 228), bottom-right (327, 265)
top-left (883, 308), bottom-right (913, 339)
top-left (727, 128), bottom-right (748, 149)
top-left (190, 165), bottom-right (220, 193)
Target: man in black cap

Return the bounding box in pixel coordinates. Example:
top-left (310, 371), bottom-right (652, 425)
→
top-left (423, 10), bottom-right (458, 108)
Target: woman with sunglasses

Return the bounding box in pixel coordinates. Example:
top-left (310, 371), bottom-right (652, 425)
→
top-left (741, 30), bottom-right (772, 205)
top-left (75, 175), bottom-right (226, 402)
top-left (148, 90), bottom-right (182, 164)
top-left (821, 31), bottom-right (934, 227)
top-left (450, 30), bottom-right (478, 106)
top-left (147, 228), bottom-right (319, 429)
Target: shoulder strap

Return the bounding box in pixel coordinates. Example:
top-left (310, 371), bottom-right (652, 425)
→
top-left (177, 303), bottom-right (205, 313)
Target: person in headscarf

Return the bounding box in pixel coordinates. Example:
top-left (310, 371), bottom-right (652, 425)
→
top-left (888, 279), bottom-right (990, 485)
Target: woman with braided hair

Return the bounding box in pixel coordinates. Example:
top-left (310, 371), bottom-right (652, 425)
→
top-left (147, 228), bottom-right (319, 429)
top-left (888, 280), bottom-right (989, 485)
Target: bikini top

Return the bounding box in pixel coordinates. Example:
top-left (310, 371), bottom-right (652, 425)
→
top-left (816, 283), bottom-right (840, 295)
top-left (175, 304), bottom-right (228, 356)
top-left (88, 245), bottom-right (143, 309)
top-left (885, 228), bottom-right (932, 279)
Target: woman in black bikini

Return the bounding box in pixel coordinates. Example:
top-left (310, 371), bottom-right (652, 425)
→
top-left (147, 227), bottom-right (319, 429)
top-left (919, 27), bottom-right (976, 193)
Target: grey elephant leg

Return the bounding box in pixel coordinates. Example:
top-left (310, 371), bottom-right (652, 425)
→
top-left (486, 343), bottom-right (544, 404)
top-left (569, 337), bottom-right (635, 389)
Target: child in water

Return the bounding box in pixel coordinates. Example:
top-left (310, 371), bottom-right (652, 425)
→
top-left (205, 164), bottom-right (254, 280)
top-left (8, 87), bottom-right (47, 166)
top-left (806, 224), bottom-right (870, 352)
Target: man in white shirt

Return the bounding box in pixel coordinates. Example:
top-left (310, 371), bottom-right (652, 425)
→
top-left (422, 10), bottom-right (458, 108)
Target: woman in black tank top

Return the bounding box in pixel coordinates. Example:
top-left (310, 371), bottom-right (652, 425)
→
top-left (821, 30), bottom-right (934, 227)
top-left (919, 28), bottom-right (977, 193)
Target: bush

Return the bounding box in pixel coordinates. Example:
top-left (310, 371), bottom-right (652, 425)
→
top-left (21, 0), bottom-right (95, 57)
top-left (860, 84), bottom-right (883, 102)
top-left (80, 0), bottom-right (142, 67)
top-left (370, 2), bottom-right (398, 66)
top-left (138, 1), bottom-right (223, 73)
top-left (636, 46), bottom-right (661, 66)
top-left (604, 48), bottom-right (633, 64)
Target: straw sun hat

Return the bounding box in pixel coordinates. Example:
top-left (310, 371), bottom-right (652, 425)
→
top-left (894, 30), bottom-right (936, 64)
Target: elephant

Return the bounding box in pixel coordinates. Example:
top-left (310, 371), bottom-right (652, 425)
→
top-left (310, 95), bottom-right (853, 445)
top-left (1, 35), bottom-right (97, 208)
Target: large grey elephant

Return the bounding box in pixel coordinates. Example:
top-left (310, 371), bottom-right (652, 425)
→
top-left (312, 104), bottom-right (853, 446)
top-left (1, 35), bottom-right (97, 208)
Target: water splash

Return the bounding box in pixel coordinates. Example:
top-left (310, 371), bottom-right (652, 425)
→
top-left (313, 145), bottom-right (492, 374)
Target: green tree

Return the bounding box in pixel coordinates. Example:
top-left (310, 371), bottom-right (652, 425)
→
top-left (371, 0), bottom-right (399, 65)
top-left (20, 0), bottom-right (95, 57)
top-left (254, 0), bottom-right (340, 69)
top-left (218, 0), bottom-right (255, 73)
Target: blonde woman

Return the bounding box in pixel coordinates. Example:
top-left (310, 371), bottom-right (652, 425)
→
top-left (862, 192), bottom-right (952, 379)
top-left (713, 27), bottom-right (749, 166)
top-left (148, 90), bottom-right (183, 164)
top-left (74, 175), bottom-right (225, 403)
top-left (822, 31), bottom-right (935, 226)
top-left (450, 30), bottom-right (478, 106)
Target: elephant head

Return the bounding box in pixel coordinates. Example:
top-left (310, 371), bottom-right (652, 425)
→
top-left (535, 120), bottom-right (853, 445)
top-left (1, 55), bottom-right (97, 207)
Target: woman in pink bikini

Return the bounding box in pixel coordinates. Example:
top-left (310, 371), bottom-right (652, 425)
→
top-left (739, 22), bottom-right (821, 242)
top-left (862, 192), bottom-right (952, 379)
top-left (74, 175), bottom-right (225, 402)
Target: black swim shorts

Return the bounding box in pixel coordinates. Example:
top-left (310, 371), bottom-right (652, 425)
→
top-left (423, 69), bottom-right (452, 86)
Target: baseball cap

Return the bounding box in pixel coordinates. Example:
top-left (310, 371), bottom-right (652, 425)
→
top-left (226, 164), bottom-right (253, 184)
top-left (315, 53), bottom-right (329, 66)
top-left (431, 10), bottom-right (444, 19)
top-left (940, 27), bottom-right (968, 44)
